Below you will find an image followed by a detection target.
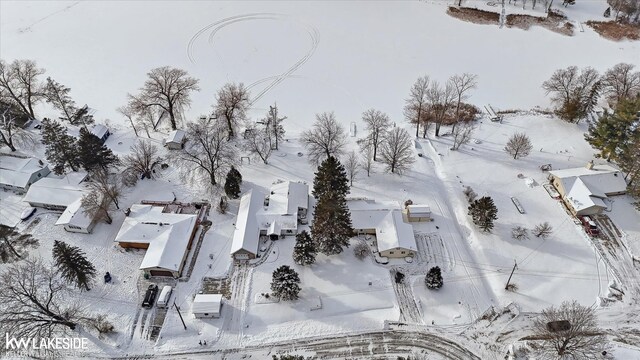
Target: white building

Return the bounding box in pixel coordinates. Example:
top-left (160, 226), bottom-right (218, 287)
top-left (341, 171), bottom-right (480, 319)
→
top-left (230, 181), bottom-right (309, 261)
top-left (0, 153), bottom-right (50, 193)
top-left (165, 130), bottom-right (186, 150)
top-left (348, 199), bottom-right (417, 258)
top-left (548, 162), bottom-right (627, 216)
top-left (405, 204), bottom-right (432, 222)
top-left (192, 294), bottom-right (222, 318)
top-left (23, 172), bottom-right (88, 210)
top-left (91, 124), bottom-right (110, 142)
top-left (114, 204), bottom-right (199, 277)
top-left (55, 197), bottom-right (96, 233)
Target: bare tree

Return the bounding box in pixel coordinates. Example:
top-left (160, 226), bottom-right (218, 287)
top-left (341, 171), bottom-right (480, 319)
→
top-left (358, 138), bottom-right (374, 177)
top-left (44, 77), bottom-right (77, 123)
top-left (353, 241), bottom-right (370, 260)
top-left (542, 66), bottom-right (602, 123)
top-left (171, 117), bottom-right (236, 190)
top-left (379, 127), bottom-right (415, 174)
top-left (0, 59), bottom-right (45, 119)
top-left (123, 140), bottom-right (162, 180)
top-left (608, 0), bottom-right (640, 22)
top-left (0, 225), bottom-right (38, 263)
top-left (449, 73), bottom-right (478, 133)
top-left (404, 75), bottom-right (430, 138)
top-left (533, 222), bottom-right (553, 238)
top-left (264, 103), bottom-right (286, 150)
top-left (511, 226), bottom-right (529, 240)
top-left (116, 104), bottom-right (139, 137)
top-left (245, 123), bottom-right (273, 164)
top-left (427, 80), bottom-right (456, 137)
top-left (128, 66), bottom-right (200, 130)
top-left (0, 103), bottom-right (36, 151)
top-left (601, 63), bottom-right (640, 105)
top-left (344, 150), bottom-right (360, 186)
top-left (532, 300), bottom-right (606, 358)
top-left (213, 82), bottom-right (250, 140)
top-left (300, 112), bottom-right (348, 165)
top-left (0, 258), bottom-right (85, 342)
top-left (87, 169), bottom-right (124, 210)
top-left (451, 122), bottom-right (475, 150)
top-left (81, 189), bottom-right (113, 224)
top-left (504, 132), bottom-right (533, 159)
top-left (361, 108), bottom-right (391, 161)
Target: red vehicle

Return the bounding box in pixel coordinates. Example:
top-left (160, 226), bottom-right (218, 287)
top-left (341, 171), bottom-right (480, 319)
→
top-left (580, 216), bottom-right (599, 236)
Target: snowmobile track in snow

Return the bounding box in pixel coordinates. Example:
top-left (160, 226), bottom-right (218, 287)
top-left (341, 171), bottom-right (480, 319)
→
top-left (390, 270), bottom-right (424, 324)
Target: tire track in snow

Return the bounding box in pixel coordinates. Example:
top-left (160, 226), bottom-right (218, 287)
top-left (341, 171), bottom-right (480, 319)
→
top-left (186, 13), bottom-right (319, 106)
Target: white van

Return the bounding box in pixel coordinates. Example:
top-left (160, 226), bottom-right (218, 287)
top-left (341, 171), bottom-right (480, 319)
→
top-left (156, 286), bottom-right (173, 309)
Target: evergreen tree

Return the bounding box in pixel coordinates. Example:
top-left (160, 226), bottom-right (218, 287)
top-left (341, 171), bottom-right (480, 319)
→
top-left (77, 127), bottom-right (119, 173)
top-left (293, 230), bottom-right (316, 266)
top-left (270, 265), bottom-right (301, 301)
top-left (311, 191), bottom-right (354, 255)
top-left (584, 96), bottom-right (640, 161)
top-left (468, 196), bottom-right (498, 232)
top-left (70, 104), bottom-right (95, 130)
top-left (425, 266), bottom-right (443, 289)
top-left (41, 118), bottom-right (80, 174)
top-left (224, 166), bottom-right (242, 199)
top-left (52, 240), bottom-right (97, 291)
top-left (312, 156), bottom-right (349, 200)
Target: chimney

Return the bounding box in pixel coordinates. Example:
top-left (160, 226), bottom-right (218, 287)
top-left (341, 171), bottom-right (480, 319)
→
top-left (586, 160), bottom-right (594, 170)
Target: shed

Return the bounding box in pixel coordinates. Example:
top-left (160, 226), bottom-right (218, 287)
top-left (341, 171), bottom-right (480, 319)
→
top-left (165, 130), bottom-right (187, 150)
top-left (91, 124), bottom-right (110, 143)
top-left (192, 294), bottom-right (223, 318)
top-left (405, 204), bottom-right (432, 222)
top-left (55, 198), bottom-right (96, 233)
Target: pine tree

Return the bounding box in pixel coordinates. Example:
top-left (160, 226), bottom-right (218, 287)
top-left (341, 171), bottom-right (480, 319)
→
top-left (312, 156), bottom-right (350, 200)
top-left (425, 266), bottom-right (443, 290)
top-left (77, 127), bottom-right (119, 173)
top-left (270, 265), bottom-right (301, 301)
top-left (468, 196), bottom-right (498, 232)
top-left (41, 118), bottom-right (80, 174)
top-left (585, 96), bottom-right (640, 162)
top-left (224, 166), bottom-right (242, 199)
top-left (293, 230), bottom-right (316, 266)
top-left (311, 191), bottom-right (354, 255)
top-left (52, 240), bottom-right (97, 291)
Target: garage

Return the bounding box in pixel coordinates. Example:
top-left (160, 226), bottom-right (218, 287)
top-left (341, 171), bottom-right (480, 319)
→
top-left (149, 269), bottom-right (174, 277)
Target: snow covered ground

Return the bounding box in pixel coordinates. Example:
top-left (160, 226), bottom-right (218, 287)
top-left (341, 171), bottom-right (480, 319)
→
top-left (1, 0), bottom-right (640, 358)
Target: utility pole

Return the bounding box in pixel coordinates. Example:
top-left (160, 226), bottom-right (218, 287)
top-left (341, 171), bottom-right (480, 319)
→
top-left (174, 302), bottom-right (187, 330)
top-left (505, 260), bottom-right (518, 290)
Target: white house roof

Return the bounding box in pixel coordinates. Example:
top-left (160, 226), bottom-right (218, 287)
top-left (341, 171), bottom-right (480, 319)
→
top-left (114, 204), bottom-right (198, 273)
top-left (55, 197), bottom-right (93, 228)
top-left (267, 181), bottom-right (309, 215)
top-left (231, 190), bottom-right (265, 256)
top-left (407, 204), bottom-right (431, 215)
top-left (23, 172), bottom-right (88, 208)
top-left (0, 154), bottom-right (48, 188)
top-left (91, 124), bottom-right (109, 139)
top-left (348, 199), bottom-right (398, 229)
top-left (192, 294), bottom-right (222, 313)
top-left (549, 164), bottom-right (627, 196)
top-left (166, 130), bottom-right (186, 144)
top-left (375, 210), bottom-right (417, 252)
top-left (566, 178), bottom-right (607, 213)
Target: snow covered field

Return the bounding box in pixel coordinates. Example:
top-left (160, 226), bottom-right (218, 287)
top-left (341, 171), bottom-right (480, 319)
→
top-left (2, 0), bottom-right (640, 358)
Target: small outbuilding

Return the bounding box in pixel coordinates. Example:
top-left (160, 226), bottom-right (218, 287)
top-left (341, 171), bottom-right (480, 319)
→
top-left (91, 124), bottom-right (110, 143)
top-left (165, 130), bottom-right (187, 150)
top-left (192, 294), bottom-right (223, 318)
top-left (405, 204), bottom-right (432, 222)
top-left (54, 198), bottom-right (96, 233)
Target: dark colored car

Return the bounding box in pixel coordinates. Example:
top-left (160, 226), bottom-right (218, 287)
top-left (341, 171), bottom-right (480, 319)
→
top-left (142, 285), bottom-right (159, 308)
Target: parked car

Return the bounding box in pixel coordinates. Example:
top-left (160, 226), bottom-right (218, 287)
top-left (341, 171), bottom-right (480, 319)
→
top-left (20, 207), bottom-right (36, 221)
top-left (142, 285), bottom-right (159, 308)
top-left (580, 215), bottom-right (599, 236)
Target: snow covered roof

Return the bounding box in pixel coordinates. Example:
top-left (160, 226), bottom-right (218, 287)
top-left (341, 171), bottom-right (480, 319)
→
top-left (114, 204), bottom-right (198, 272)
top-left (407, 204), bottom-right (431, 215)
top-left (348, 199), bottom-right (398, 229)
top-left (91, 124), bottom-right (109, 138)
top-left (267, 181), bottom-right (309, 214)
top-left (166, 130), bottom-right (186, 144)
top-left (231, 190), bottom-right (265, 256)
top-left (23, 172), bottom-right (88, 208)
top-left (549, 164), bottom-right (627, 196)
top-left (566, 178), bottom-right (607, 213)
top-left (0, 154), bottom-right (48, 188)
top-left (55, 197), bottom-right (93, 228)
top-left (192, 294), bottom-right (222, 313)
top-left (375, 210), bottom-right (417, 252)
